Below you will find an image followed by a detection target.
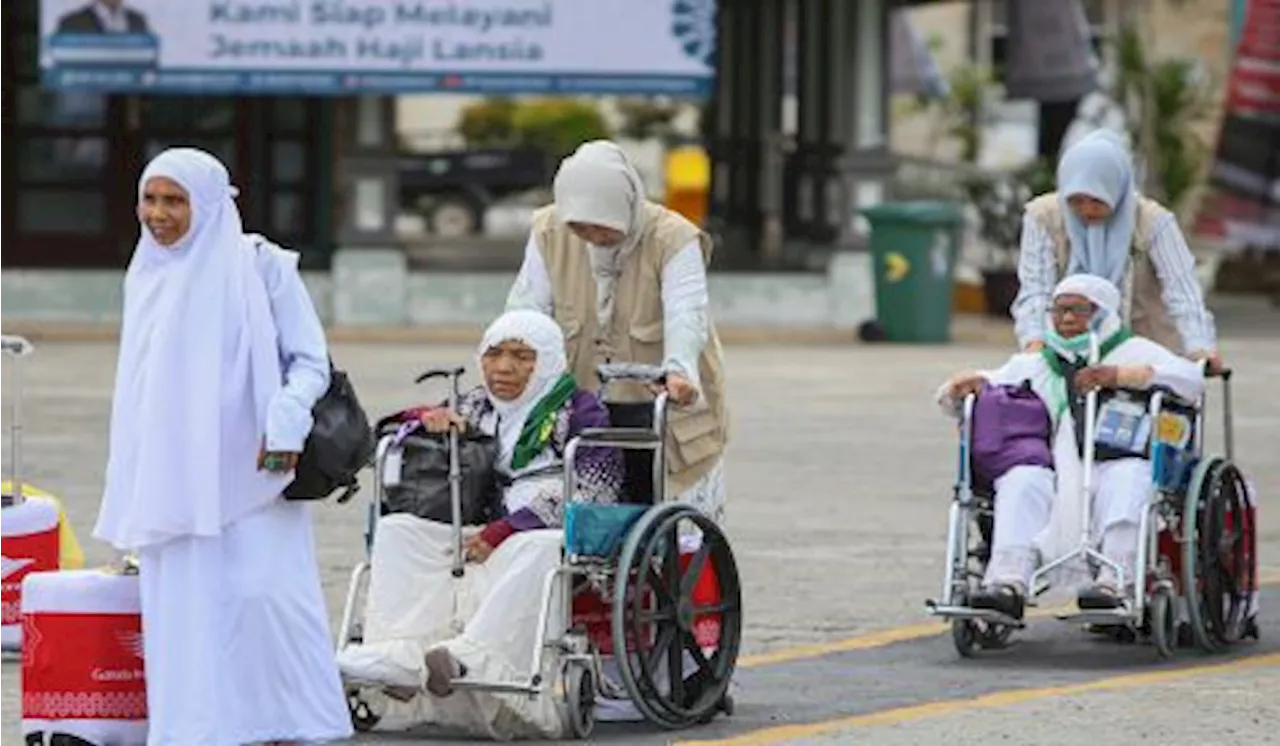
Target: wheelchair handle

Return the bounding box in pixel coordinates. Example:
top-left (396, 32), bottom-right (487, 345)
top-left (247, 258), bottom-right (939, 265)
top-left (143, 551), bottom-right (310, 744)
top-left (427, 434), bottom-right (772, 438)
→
top-left (596, 362), bottom-right (668, 386)
top-left (415, 366), bottom-right (465, 385)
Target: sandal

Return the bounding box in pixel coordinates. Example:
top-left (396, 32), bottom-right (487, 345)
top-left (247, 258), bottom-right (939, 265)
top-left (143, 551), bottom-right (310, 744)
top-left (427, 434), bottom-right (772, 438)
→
top-left (969, 584), bottom-right (1026, 620)
top-left (1078, 583), bottom-right (1124, 610)
top-left (424, 647), bottom-right (467, 697)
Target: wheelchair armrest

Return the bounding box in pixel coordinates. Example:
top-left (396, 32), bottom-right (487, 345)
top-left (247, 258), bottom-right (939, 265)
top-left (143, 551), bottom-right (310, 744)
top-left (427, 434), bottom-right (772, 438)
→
top-left (575, 427), bottom-right (661, 445)
top-left (1146, 385), bottom-right (1199, 413)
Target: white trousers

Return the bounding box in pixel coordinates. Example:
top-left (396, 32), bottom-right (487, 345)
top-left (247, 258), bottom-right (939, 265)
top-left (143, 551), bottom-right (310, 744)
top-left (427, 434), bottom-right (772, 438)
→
top-left (336, 516), bottom-right (567, 739)
top-left (984, 458), bottom-right (1150, 591)
top-left (137, 500), bottom-right (352, 746)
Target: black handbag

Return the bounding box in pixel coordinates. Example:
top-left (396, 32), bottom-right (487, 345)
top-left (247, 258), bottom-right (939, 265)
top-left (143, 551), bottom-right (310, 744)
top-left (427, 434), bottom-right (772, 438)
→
top-left (283, 362), bottom-right (375, 502)
top-left (379, 430), bottom-right (501, 524)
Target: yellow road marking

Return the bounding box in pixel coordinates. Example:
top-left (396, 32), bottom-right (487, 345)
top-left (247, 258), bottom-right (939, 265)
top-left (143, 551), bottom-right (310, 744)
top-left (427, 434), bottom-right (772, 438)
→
top-left (737, 569), bottom-right (1280, 670)
top-left (679, 652), bottom-right (1280, 745)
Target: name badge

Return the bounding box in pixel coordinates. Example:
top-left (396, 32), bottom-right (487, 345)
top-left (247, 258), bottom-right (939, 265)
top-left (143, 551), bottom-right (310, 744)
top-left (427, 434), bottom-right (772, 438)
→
top-left (382, 446), bottom-right (404, 487)
top-left (1095, 397), bottom-right (1151, 455)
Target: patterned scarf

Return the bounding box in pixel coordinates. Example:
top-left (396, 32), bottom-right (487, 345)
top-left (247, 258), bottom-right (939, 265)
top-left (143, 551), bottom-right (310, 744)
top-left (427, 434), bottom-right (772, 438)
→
top-left (509, 373), bottom-right (578, 471)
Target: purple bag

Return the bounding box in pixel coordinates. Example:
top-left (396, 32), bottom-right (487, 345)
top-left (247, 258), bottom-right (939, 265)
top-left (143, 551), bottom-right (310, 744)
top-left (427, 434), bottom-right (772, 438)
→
top-left (970, 381), bottom-right (1053, 489)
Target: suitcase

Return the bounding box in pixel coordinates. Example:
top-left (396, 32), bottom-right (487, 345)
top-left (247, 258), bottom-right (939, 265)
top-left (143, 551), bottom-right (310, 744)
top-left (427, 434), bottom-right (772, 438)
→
top-left (21, 566), bottom-right (148, 746)
top-left (1, 336), bottom-right (84, 653)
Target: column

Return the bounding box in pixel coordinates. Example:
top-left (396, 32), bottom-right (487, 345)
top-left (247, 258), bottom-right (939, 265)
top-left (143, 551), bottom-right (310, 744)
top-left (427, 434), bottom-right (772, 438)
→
top-left (331, 96), bottom-right (407, 326)
top-left (838, 0), bottom-right (895, 249)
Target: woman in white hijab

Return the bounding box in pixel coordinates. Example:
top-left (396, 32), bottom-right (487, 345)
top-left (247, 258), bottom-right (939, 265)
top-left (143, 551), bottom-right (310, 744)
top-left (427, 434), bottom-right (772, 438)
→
top-left (335, 309), bottom-right (623, 739)
top-left (505, 140), bottom-right (730, 526)
top-left (94, 148), bottom-right (352, 745)
top-left (937, 274), bottom-right (1204, 619)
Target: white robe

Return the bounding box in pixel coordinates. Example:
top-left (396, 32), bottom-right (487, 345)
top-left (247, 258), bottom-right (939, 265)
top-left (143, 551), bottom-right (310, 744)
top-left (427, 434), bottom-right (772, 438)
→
top-left (938, 337), bottom-right (1204, 596)
top-left (336, 515), bottom-right (568, 739)
top-left (139, 500), bottom-right (352, 745)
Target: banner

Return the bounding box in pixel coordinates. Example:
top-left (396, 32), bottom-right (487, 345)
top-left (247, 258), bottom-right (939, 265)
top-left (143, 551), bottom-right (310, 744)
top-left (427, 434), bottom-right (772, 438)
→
top-left (38, 0), bottom-right (716, 95)
top-left (1194, 0), bottom-right (1280, 250)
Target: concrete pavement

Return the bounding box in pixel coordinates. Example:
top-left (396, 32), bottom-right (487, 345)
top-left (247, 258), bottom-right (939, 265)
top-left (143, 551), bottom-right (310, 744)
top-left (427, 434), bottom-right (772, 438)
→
top-left (2, 319), bottom-right (1277, 744)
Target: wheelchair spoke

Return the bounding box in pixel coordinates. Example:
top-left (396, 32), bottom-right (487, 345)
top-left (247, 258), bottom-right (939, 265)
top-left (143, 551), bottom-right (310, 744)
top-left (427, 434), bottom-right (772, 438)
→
top-left (693, 598), bottom-right (739, 615)
top-left (680, 542), bottom-right (711, 598)
top-left (636, 607), bottom-right (677, 624)
top-left (667, 624), bottom-right (687, 702)
top-left (646, 565), bottom-right (675, 606)
top-left (644, 623), bottom-right (677, 673)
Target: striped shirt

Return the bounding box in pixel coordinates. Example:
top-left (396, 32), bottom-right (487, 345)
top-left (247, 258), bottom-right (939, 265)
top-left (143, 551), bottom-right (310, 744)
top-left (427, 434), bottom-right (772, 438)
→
top-left (1011, 211), bottom-right (1218, 353)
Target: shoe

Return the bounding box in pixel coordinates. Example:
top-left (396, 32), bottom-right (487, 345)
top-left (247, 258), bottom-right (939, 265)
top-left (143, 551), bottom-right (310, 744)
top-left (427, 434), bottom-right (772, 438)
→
top-left (423, 647), bottom-right (466, 697)
top-left (1078, 583), bottom-right (1124, 610)
top-left (969, 584), bottom-right (1025, 620)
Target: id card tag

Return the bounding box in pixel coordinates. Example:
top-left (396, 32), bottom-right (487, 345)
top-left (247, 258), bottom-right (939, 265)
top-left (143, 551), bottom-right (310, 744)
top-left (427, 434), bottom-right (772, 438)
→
top-left (383, 446), bottom-right (404, 487)
top-left (1096, 398), bottom-right (1150, 453)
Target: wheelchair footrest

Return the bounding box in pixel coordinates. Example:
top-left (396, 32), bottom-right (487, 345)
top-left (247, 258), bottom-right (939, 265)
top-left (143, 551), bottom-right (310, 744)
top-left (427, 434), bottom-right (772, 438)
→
top-left (452, 678), bottom-right (541, 696)
top-left (926, 602), bottom-right (1026, 629)
top-left (1055, 608), bottom-right (1134, 627)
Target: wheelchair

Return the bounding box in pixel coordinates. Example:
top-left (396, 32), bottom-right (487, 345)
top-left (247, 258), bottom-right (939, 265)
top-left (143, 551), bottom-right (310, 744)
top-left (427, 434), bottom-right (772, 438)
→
top-left (336, 362), bottom-right (742, 739)
top-left (926, 357), bottom-right (1258, 660)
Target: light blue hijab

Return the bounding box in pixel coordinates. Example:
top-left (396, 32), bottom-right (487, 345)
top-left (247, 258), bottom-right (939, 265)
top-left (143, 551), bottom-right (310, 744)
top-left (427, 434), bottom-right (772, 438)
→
top-left (1056, 130), bottom-right (1138, 290)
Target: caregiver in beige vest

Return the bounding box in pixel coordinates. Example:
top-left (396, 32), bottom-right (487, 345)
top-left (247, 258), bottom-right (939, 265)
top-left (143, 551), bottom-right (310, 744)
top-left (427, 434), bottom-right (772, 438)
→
top-left (505, 140), bottom-right (728, 523)
top-left (1011, 130), bottom-right (1223, 372)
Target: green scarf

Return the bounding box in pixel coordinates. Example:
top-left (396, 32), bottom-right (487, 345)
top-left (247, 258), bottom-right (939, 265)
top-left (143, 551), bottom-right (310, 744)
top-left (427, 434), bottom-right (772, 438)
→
top-left (509, 373), bottom-right (578, 471)
top-left (1040, 328), bottom-right (1133, 419)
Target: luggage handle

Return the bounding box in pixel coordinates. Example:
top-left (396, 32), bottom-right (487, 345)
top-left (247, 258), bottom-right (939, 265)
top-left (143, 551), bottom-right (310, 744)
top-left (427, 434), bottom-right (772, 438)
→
top-left (413, 365), bottom-right (468, 577)
top-left (1, 335), bottom-right (33, 506)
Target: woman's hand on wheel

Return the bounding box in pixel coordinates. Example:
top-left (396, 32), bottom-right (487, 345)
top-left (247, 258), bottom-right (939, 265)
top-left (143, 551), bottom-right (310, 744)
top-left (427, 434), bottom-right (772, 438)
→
top-left (420, 408), bottom-right (466, 434)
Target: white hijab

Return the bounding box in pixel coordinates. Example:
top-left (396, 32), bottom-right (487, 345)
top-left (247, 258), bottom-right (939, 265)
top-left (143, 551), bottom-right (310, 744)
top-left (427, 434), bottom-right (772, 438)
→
top-left (94, 148), bottom-right (288, 551)
top-left (552, 140), bottom-right (653, 338)
top-left (477, 309), bottom-right (569, 477)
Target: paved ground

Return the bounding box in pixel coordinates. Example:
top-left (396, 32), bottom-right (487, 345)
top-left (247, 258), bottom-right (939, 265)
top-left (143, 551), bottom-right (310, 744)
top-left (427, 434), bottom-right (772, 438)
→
top-left (2, 303), bottom-right (1278, 744)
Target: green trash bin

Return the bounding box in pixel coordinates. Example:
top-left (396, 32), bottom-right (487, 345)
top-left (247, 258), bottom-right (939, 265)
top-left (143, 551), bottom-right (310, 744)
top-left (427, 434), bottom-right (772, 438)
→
top-left (859, 201), bottom-right (964, 343)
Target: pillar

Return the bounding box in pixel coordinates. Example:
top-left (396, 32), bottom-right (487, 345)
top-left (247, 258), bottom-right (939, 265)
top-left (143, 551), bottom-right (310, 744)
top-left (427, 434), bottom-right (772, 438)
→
top-left (331, 96), bottom-right (407, 326)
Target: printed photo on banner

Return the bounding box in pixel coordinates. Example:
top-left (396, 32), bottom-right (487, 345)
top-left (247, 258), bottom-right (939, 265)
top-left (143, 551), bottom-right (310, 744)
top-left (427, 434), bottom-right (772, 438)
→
top-left (38, 0), bottom-right (717, 96)
top-left (42, 0), bottom-right (159, 70)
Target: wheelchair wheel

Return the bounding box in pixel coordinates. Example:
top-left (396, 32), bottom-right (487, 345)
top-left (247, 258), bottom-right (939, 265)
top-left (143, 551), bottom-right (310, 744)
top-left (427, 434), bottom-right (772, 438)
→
top-left (1183, 458), bottom-right (1255, 652)
top-left (1148, 586), bottom-right (1177, 659)
top-left (562, 663), bottom-right (596, 740)
top-left (611, 503), bottom-right (742, 729)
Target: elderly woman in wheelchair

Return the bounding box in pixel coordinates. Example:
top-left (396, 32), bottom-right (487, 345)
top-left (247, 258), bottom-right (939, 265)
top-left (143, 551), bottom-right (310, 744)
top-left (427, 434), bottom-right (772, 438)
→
top-left (336, 309), bottom-right (742, 739)
top-left (335, 310), bottom-right (625, 737)
top-left (932, 275), bottom-right (1212, 642)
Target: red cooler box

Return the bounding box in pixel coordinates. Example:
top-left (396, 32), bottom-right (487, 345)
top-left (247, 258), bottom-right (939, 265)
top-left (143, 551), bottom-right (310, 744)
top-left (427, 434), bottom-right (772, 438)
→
top-left (2, 494), bottom-right (62, 651)
top-left (21, 568), bottom-right (148, 746)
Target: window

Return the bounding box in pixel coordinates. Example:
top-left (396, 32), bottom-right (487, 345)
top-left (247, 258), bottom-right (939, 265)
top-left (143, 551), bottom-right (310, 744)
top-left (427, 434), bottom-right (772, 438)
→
top-left (18, 190), bottom-right (107, 235)
top-left (980, 0), bottom-right (1117, 83)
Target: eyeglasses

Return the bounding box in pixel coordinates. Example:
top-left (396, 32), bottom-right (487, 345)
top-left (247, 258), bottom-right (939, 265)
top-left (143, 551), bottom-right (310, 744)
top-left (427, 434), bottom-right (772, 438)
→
top-left (1050, 302), bottom-right (1095, 319)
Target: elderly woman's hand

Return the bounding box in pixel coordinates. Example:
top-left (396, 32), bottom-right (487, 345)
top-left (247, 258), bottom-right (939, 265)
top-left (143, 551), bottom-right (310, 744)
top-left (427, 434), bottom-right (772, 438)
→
top-left (420, 408), bottom-right (467, 434)
top-left (463, 533), bottom-right (495, 564)
top-left (947, 373), bottom-right (986, 400)
top-left (1074, 365), bottom-right (1119, 392)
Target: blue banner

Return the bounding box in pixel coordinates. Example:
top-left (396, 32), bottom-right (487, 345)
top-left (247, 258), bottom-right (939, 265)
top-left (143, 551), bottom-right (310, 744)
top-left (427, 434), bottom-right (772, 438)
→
top-left (39, 0), bottom-right (716, 96)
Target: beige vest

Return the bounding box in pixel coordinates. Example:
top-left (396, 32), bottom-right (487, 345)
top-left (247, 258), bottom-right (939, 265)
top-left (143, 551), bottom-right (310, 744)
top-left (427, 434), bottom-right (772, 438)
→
top-left (531, 203), bottom-right (729, 495)
top-left (1024, 193), bottom-right (1183, 355)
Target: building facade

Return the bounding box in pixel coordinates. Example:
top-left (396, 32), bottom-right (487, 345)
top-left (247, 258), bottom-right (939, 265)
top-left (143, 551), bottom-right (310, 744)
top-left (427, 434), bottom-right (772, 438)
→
top-left (1, 0), bottom-right (339, 270)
